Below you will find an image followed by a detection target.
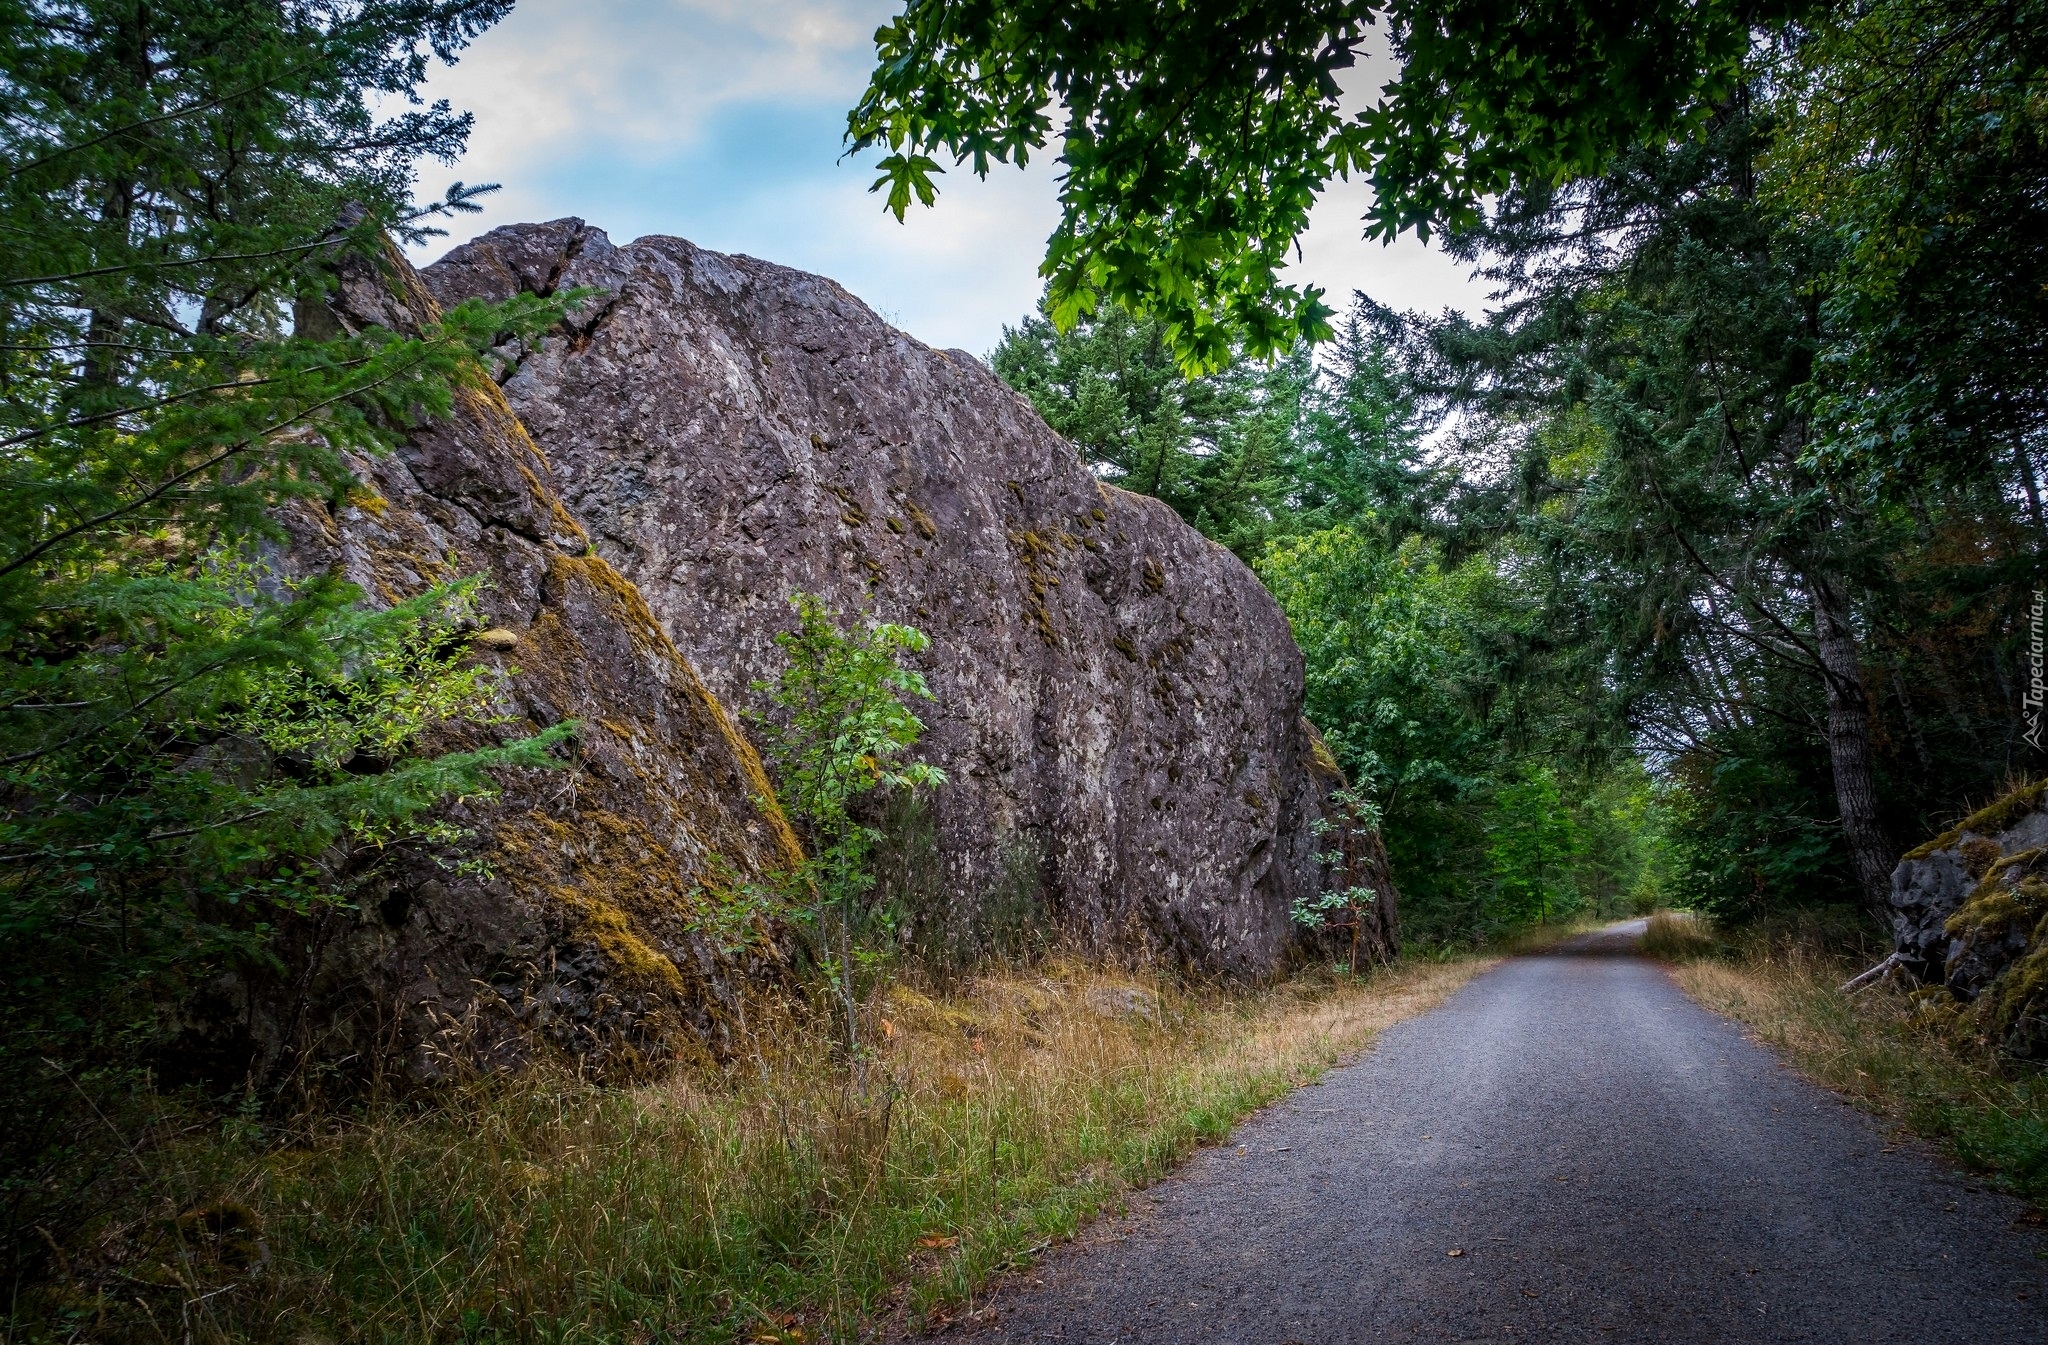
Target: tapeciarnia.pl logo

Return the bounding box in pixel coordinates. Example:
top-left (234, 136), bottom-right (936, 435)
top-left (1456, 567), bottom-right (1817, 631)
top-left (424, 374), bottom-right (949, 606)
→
top-left (2027, 590), bottom-right (2046, 751)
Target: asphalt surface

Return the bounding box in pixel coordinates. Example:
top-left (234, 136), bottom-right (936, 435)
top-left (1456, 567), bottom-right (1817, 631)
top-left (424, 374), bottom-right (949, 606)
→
top-left (971, 922), bottom-right (2048, 1344)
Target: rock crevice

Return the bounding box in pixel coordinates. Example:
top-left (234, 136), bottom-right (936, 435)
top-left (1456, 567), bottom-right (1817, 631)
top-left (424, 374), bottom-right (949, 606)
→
top-left (209, 236), bottom-right (804, 1084)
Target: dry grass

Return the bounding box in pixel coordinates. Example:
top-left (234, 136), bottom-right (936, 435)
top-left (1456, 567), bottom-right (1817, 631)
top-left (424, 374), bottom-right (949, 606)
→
top-left (1672, 928), bottom-right (2048, 1209)
top-left (30, 956), bottom-right (1489, 1344)
top-left (1638, 910), bottom-right (1716, 960)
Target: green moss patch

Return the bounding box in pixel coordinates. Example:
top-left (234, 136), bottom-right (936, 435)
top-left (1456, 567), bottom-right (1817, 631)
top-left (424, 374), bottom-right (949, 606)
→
top-left (1903, 778), bottom-right (2048, 861)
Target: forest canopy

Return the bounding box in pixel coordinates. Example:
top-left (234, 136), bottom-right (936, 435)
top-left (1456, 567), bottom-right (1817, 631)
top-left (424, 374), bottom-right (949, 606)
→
top-left (980, 0), bottom-right (2048, 941)
top-left (854, 0), bottom-right (1802, 370)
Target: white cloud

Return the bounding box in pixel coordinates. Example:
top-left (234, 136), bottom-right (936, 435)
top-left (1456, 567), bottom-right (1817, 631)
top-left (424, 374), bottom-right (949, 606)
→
top-left (1287, 174), bottom-right (1492, 320)
top-left (425, 0), bottom-right (889, 160)
top-left (413, 0), bottom-right (1488, 353)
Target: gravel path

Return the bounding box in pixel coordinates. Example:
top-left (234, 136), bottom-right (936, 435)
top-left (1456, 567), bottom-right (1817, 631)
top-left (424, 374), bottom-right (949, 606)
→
top-left (970, 923), bottom-right (2048, 1343)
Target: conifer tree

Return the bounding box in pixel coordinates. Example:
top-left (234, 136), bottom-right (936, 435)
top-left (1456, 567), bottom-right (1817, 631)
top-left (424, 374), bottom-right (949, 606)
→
top-left (0, 0), bottom-right (566, 1265)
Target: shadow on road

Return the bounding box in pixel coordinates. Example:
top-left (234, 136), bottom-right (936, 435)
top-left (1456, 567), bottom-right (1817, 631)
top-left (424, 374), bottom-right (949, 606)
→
top-left (1530, 918), bottom-right (1650, 958)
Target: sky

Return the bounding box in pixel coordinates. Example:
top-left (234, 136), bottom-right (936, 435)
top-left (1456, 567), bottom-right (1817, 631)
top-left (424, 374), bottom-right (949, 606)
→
top-left (413, 0), bottom-right (1493, 357)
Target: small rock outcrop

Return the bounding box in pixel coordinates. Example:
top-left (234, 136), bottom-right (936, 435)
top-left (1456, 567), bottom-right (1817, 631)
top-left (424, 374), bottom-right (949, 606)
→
top-left (209, 238), bottom-right (804, 1083)
top-left (423, 219), bottom-right (1393, 978)
top-left (1889, 781), bottom-right (2048, 1057)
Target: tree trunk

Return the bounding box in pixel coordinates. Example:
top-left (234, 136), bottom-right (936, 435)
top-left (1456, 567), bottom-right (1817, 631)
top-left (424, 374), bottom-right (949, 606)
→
top-left (2016, 441), bottom-right (2045, 533)
top-left (1807, 573), bottom-right (1896, 913)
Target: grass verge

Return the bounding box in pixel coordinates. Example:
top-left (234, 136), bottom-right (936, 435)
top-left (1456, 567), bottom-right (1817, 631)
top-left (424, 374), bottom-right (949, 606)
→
top-left (22, 955), bottom-right (1488, 1344)
top-left (1663, 920), bottom-right (2048, 1209)
top-left (1639, 910), bottom-right (1714, 959)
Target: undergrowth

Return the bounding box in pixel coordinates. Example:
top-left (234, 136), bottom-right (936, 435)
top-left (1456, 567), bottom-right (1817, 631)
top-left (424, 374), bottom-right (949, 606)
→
top-left (1638, 910), bottom-right (1716, 959)
top-left (11, 956), bottom-right (1486, 1343)
top-left (1668, 918), bottom-right (2048, 1209)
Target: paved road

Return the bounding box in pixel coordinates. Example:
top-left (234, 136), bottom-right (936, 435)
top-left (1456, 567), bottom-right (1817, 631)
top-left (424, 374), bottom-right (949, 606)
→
top-left (972, 923), bottom-right (2048, 1343)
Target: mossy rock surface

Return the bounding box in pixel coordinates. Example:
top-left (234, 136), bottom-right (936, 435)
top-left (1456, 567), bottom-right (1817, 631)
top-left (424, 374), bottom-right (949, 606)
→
top-left (1893, 779), bottom-right (2048, 1058)
top-left (236, 228), bottom-right (803, 1089)
top-left (1904, 779), bottom-right (2048, 860)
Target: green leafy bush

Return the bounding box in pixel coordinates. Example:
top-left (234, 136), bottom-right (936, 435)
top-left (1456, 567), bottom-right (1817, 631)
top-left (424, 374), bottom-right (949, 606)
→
top-left (740, 594), bottom-right (946, 1066)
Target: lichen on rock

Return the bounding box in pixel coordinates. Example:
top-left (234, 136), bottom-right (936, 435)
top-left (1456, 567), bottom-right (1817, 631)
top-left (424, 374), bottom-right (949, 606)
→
top-left (425, 218), bottom-right (1397, 979)
top-left (1889, 779), bottom-right (2048, 1057)
top-left (209, 231), bottom-right (804, 1086)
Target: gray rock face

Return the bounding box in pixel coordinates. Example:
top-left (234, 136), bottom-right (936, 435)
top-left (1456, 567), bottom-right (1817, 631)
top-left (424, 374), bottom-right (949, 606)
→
top-left (1891, 848), bottom-right (1975, 983)
top-left (1892, 798), bottom-right (2048, 988)
top-left (424, 219), bottom-right (1385, 978)
top-left (1888, 784), bottom-right (2048, 1057)
top-left (209, 238), bottom-right (804, 1084)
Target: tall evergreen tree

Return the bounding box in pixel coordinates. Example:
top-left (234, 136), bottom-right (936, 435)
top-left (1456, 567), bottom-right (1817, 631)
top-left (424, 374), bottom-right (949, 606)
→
top-left (991, 300), bottom-right (1310, 559)
top-left (1770, 0), bottom-right (2048, 485)
top-left (0, 0), bottom-right (566, 1267)
top-left (1409, 68), bottom-right (2043, 915)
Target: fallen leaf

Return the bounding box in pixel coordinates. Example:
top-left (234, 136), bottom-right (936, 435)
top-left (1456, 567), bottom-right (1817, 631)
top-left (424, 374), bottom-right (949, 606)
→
top-left (917, 1234), bottom-right (959, 1249)
top-left (1447, 1248), bottom-right (1465, 1258)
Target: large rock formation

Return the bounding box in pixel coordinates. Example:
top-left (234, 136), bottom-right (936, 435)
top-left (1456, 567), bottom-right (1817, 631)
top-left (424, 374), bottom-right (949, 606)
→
top-left (422, 219), bottom-right (1394, 978)
top-left (202, 237), bottom-right (805, 1083)
top-left (1888, 781), bottom-right (2048, 1057)
top-left (207, 219), bottom-right (1399, 1084)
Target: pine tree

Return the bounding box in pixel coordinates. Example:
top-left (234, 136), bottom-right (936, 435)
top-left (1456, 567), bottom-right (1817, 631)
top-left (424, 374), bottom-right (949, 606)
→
top-left (0, 0), bottom-right (568, 1268)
